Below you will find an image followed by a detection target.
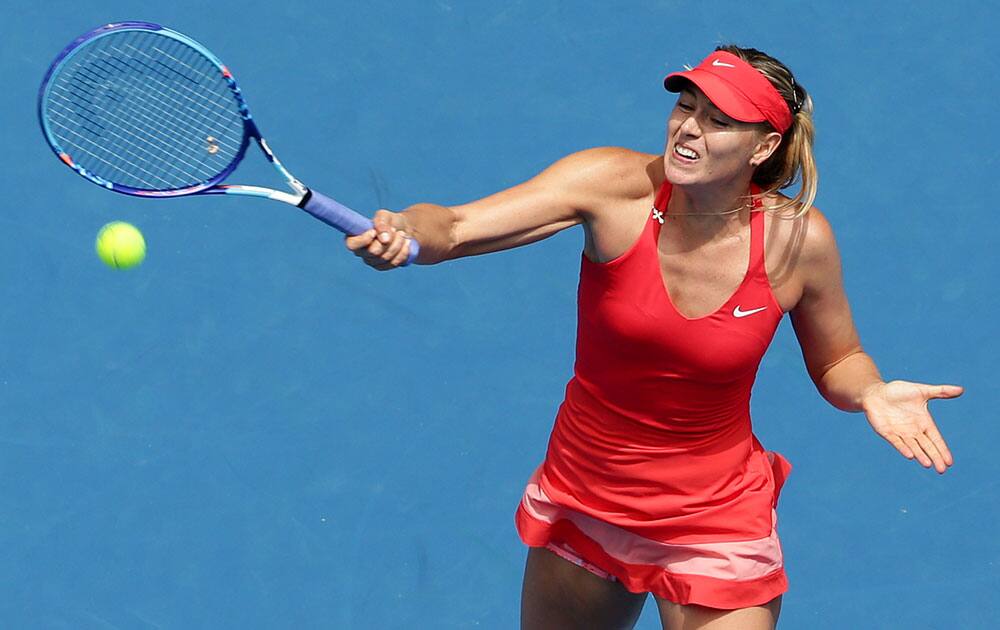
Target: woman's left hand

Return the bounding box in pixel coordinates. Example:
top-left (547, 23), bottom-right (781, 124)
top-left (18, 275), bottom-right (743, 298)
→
top-left (862, 380), bottom-right (964, 474)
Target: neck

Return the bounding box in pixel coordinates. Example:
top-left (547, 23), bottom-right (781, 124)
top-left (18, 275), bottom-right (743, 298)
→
top-left (666, 176), bottom-right (754, 232)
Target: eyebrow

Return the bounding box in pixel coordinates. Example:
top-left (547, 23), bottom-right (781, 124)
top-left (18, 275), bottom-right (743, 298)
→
top-left (677, 89), bottom-right (735, 121)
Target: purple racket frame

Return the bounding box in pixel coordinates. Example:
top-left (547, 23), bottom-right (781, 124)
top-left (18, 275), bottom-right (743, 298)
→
top-left (38, 21), bottom-right (419, 264)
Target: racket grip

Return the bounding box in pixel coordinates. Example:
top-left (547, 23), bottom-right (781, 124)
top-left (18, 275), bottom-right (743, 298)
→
top-left (298, 189), bottom-right (420, 265)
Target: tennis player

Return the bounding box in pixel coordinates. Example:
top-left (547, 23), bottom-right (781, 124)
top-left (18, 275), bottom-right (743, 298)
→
top-left (345, 46), bottom-right (963, 629)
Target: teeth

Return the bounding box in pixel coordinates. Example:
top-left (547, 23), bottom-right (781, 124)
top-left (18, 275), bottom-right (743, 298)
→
top-left (675, 145), bottom-right (699, 159)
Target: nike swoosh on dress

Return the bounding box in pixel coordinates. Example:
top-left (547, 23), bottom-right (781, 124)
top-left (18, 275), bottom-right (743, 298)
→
top-left (733, 305), bottom-right (767, 318)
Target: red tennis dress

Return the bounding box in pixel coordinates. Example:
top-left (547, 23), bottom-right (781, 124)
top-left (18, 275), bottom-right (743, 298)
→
top-left (515, 179), bottom-right (792, 609)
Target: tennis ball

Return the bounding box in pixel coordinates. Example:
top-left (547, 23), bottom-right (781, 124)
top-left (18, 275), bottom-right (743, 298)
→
top-left (95, 221), bottom-right (146, 269)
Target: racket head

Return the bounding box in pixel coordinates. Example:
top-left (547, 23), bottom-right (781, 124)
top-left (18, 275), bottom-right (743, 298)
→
top-left (38, 22), bottom-right (255, 197)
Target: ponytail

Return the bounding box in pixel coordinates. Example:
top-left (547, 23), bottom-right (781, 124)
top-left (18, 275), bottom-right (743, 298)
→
top-left (717, 45), bottom-right (818, 217)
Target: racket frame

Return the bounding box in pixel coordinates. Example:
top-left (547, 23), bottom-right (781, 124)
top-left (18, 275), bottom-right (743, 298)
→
top-left (38, 22), bottom-right (305, 204)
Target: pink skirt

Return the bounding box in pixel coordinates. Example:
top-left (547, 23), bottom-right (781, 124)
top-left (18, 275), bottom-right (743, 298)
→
top-left (515, 466), bottom-right (789, 610)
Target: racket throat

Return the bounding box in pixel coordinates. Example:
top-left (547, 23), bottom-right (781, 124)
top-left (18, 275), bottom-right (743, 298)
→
top-left (256, 136), bottom-right (308, 197)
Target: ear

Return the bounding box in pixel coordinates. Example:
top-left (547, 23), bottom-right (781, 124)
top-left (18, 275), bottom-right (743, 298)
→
top-left (750, 131), bottom-right (783, 167)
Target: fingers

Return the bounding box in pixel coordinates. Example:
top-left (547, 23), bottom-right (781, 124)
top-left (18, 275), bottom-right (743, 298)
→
top-left (372, 210), bottom-right (398, 243)
top-left (903, 435), bottom-right (934, 470)
top-left (371, 230), bottom-right (412, 270)
top-left (915, 432), bottom-right (952, 474)
top-left (923, 423), bottom-right (954, 468)
top-left (886, 433), bottom-right (914, 460)
top-left (885, 429), bottom-right (952, 474)
top-left (344, 210), bottom-right (411, 270)
top-left (344, 228), bottom-right (377, 253)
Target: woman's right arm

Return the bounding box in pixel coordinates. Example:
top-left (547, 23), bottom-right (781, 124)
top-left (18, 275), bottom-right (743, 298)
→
top-left (345, 147), bottom-right (646, 269)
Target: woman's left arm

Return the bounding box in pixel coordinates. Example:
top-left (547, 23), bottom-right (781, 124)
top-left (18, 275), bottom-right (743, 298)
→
top-left (788, 210), bottom-right (963, 474)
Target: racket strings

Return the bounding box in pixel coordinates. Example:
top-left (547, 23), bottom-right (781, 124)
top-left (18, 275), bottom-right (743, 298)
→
top-left (46, 62), bottom-right (234, 188)
top-left (50, 62), bottom-right (209, 187)
top-left (116, 41), bottom-right (241, 136)
top-left (97, 32), bottom-right (243, 178)
top-left (59, 46), bottom-right (235, 183)
top-left (43, 29), bottom-right (245, 191)
top-left (93, 32), bottom-right (244, 164)
top-left (48, 72), bottom-right (205, 187)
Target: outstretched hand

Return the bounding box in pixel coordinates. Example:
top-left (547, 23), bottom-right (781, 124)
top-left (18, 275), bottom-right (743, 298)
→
top-left (344, 209), bottom-right (414, 270)
top-left (862, 380), bottom-right (964, 474)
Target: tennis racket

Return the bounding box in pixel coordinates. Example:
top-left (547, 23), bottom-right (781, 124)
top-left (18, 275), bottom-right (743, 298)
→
top-left (38, 21), bottom-right (419, 264)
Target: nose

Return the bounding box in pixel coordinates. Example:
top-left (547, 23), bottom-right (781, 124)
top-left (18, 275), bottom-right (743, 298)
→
top-left (678, 113), bottom-right (702, 138)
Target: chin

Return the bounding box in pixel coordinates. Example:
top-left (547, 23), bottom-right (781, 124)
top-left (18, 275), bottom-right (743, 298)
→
top-left (663, 161), bottom-right (701, 187)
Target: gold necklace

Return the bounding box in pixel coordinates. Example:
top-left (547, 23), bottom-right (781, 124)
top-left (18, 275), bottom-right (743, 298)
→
top-left (660, 199), bottom-right (755, 217)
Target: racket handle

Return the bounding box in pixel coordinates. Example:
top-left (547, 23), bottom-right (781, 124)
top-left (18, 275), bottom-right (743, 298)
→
top-left (298, 189), bottom-right (420, 265)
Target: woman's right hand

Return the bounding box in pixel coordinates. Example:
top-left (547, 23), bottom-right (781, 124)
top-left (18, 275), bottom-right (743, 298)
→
top-left (344, 209), bottom-right (415, 270)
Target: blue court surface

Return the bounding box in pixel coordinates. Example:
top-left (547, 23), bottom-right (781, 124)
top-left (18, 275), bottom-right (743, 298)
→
top-left (2, 1), bottom-right (997, 628)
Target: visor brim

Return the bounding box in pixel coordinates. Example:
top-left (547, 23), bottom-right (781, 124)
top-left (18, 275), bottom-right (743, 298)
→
top-left (664, 70), bottom-right (767, 125)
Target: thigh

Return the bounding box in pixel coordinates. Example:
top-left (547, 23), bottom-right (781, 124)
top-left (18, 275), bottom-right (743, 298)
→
top-left (655, 596), bottom-right (782, 630)
top-left (521, 546), bottom-right (647, 630)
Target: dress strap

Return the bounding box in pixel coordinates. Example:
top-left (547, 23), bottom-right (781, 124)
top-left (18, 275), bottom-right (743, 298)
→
top-left (749, 184), bottom-right (765, 266)
top-left (650, 179), bottom-right (672, 234)
top-left (653, 179), bottom-right (673, 212)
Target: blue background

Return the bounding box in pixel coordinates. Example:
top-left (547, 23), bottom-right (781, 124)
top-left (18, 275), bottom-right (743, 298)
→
top-left (2, 1), bottom-right (996, 628)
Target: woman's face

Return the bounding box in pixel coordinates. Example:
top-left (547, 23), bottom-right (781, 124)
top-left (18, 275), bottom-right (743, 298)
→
top-left (663, 86), bottom-right (775, 188)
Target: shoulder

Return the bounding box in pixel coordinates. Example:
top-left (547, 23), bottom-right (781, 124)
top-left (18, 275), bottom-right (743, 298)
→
top-left (763, 194), bottom-right (837, 259)
top-left (761, 195), bottom-right (841, 304)
top-left (546, 147), bottom-right (659, 196)
top-left (559, 146), bottom-right (657, 173)
top-left (782, 202), bottom-right (844, 302)
top-left (796, 205), bottom-right (839, 268)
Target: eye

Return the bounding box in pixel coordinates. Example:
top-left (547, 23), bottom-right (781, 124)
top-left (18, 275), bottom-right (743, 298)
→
top-left (677, 102), bottom-right (694, 112)
top-left (711, 117), bottom-right (731, 128)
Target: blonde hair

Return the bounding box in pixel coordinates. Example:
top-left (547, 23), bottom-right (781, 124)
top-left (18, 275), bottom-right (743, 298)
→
top-left (717, 45), bottom-right (818, 217)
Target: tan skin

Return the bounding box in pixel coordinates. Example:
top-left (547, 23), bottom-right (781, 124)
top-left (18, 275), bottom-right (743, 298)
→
top-left (345, 86), bottom-right (964, 629)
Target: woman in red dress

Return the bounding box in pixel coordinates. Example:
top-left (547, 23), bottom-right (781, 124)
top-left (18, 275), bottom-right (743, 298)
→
top-left (346, 45), bottom-right (962, 630)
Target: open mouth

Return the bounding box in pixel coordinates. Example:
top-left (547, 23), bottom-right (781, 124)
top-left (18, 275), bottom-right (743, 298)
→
top-left (673, 144), bottom-right (700, 161)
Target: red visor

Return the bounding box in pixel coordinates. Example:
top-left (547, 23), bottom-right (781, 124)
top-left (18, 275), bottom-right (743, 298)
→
top-left (664, 51), bottom-right (792, 134)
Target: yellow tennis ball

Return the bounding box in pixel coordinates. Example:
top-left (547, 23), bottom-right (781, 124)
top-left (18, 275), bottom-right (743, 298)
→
top-left (95, 221), bottom-right (146, 269)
